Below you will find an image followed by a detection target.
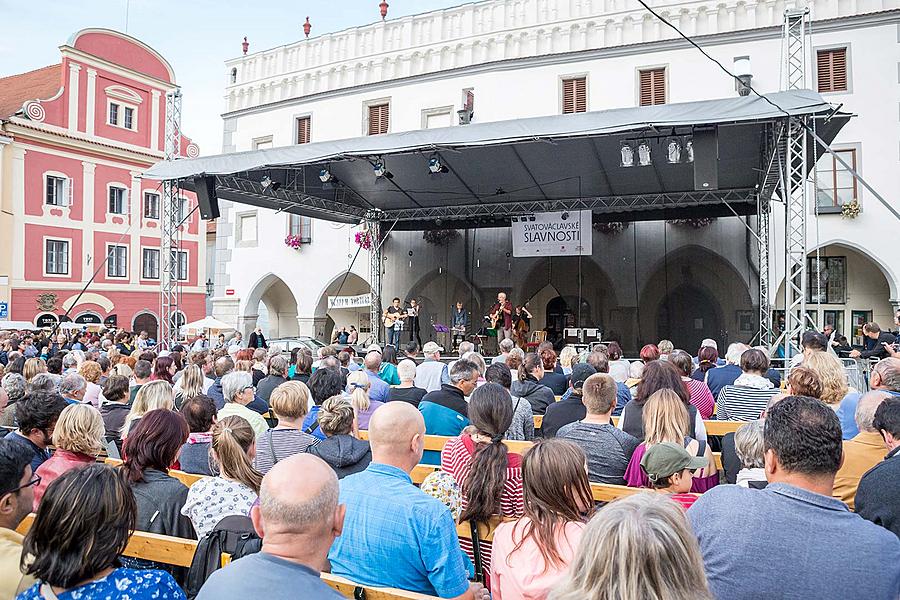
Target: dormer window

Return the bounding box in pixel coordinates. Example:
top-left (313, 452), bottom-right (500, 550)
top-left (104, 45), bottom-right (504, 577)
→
top-left (105, 85), bottom-right (142, 132)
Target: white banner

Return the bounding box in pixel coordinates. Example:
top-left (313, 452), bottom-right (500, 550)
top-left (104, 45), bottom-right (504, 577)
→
top-left (328, 293), bottom-right (371, 310)
top-left (511, 211), bottom-right (592, 257)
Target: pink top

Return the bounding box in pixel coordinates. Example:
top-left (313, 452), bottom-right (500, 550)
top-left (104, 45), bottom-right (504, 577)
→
top-left (624, 442), bottom-right (719, 493)
top-left (490, 518), bottom-right (585, 600)
top-left (682, 377), bottom-right (715, 419)
top-left (33, 449), bottom-right (95, 509)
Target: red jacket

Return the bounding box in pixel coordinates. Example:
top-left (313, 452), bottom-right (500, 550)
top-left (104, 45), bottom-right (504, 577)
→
top-left (33, 450), bottom-right (95, 509)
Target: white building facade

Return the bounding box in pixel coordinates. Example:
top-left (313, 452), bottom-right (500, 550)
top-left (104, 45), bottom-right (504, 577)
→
top-left (212, 0), bottom-right (900, 352)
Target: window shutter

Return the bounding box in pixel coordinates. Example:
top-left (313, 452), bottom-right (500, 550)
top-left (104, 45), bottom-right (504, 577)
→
top-left (368, 103), bottom-right (389, 135)
top-left (562, 77), bottom-right (587, 114)
top-left (296, 116), bottom-right (311, 144)
top-left (639, 68), bottom-right (666, 106)
top-left (67, 178), bottom-right (74, 207)
top-left (817, 48), bottom-right (847, 93)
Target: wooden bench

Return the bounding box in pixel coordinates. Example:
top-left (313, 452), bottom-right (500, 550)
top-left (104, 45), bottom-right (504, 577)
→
top-left (356, 432), bottom-right (534, 455)
top-left (609, 416), bottom-right (746, 437)
top-left (104, 458), bottom-right (205, 487)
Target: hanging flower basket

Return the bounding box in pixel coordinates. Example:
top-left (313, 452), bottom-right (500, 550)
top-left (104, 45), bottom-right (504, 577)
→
top-left (284, 234), bottom-right (303, 250)
top-left (668, 218), bottom-right (716, 229)
top-left (354, 230), bottom-right (374, 250)
top-left (593, 221), bottom-right (629, 235)
top-left (422, 229), bottom-right (460, 246)
top-left (841, 200), bottom-right (861, 219)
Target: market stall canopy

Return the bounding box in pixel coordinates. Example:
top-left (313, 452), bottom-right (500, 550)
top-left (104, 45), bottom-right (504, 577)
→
top-left (0, 321), bottom-right (40, 331)
top-left (144, 89), bottom-right (848, 230)
top-left (180, 316), bottom-right (235, 334)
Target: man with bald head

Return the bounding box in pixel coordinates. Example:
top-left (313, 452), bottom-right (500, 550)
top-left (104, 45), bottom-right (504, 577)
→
top-left (196, 453), bottom-right (344, 599)
top-left (363, 350), bottom-right (390, 403)
top-left (329, 403), bottom-right (488, 600)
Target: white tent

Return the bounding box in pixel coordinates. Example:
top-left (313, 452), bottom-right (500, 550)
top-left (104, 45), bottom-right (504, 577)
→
top-left (180, 316), bottom-right (235, 335)
top-left (0, 321), bottom-right (40, 331)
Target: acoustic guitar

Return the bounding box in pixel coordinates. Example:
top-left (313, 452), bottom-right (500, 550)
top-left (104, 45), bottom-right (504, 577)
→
top-left (383, 311), bottom-right (406, 327)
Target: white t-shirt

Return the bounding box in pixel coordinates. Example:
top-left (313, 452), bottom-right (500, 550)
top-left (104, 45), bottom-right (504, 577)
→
top-left (181, 477), bottom-right (258, 539)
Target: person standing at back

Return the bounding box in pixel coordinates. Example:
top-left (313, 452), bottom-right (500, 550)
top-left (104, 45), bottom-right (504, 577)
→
top-left (688, 395), bottom-right (900, 600)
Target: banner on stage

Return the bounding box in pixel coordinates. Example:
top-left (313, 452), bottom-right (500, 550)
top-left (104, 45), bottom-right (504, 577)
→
top-left (328, 293), bottom-right (371, 310)
top-left (511, 211), bottom-right (592, 257)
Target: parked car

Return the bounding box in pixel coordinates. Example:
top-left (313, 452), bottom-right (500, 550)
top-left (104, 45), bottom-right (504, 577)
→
top-left (268, 336), bottom-right (328, 355)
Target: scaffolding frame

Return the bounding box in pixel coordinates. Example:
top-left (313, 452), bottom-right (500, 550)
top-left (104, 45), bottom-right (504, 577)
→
top-left (366, 217), bottom-right (383, 344)
top-left (159, 89), bottom-right (183, 349)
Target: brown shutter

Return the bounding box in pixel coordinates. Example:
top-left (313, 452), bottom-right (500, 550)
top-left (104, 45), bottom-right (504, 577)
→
top-left (817, 48), bottom-right (847, 93)
top-left (296, 116), bottom-right (311, 144)
top-left (639, 68), bottom-right (666, 106)
top-left (368, 103), bottom-right (389, 135)
top-left (562, 77), bottom-right (587, 114)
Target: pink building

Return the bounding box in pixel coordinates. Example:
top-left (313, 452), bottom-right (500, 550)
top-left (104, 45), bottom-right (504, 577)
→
top-left (0, 28), bottom-right (205, 338)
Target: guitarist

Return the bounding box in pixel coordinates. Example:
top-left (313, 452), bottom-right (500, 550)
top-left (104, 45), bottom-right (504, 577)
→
top-left (490, 292), bottom-right (514, 342)
top-left (383, 297), bottom-right (406, 348)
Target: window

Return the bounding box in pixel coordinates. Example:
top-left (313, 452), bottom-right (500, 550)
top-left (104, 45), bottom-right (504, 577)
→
top-left (367, 103), bottom-right (390, 135)
top-left (144, 192), bottom-right (160, 219)
top-left (238, 212), bottom-right (257, 245)
top-left (123, 106), bottom-right (134, 130)
top-left (288, 214), bottom-right (313, 243)
top-left (174, 250), bottom-right (189, 281)
top-left (142, 248), bottom-right (160, 279)
top-left (108, 100), bottom-right (137, 130)
top-left (252, 137), bottom-right (273, 150)
top-left (422, 107), bottom-right (453, 129)
top-left (296, 116), bottom-right (311, 144)
top-left (562, 77), bottom-right (587, 114)
top-left (45, 240), bottom-right (69, 275)
top-left (108, 103), bottom-right (119, 126)
top-left (851, 310), bottom-right (873, 347)
top-left (108, 186), bottom-right (127, 215)
top-left (817, 48), bottom-right (848, 93)
top-left (807, 256), bottom-right (846, 304)
top-left (639, 68), bottom-right (666, 106)
top-left (815, 148), bottom-right (857, 210)
top-left (45, 175), bottom-right (68, 206)
top-left (823, 310), bottom-right (845, 335)
top-left (107, 245), bottom-right (128, 278)
top-left (176, 197), bottom-right (189, 223)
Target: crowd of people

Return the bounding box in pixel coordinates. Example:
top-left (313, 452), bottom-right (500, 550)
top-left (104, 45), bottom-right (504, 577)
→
top-left (0, 324), bottom-right (899, 600)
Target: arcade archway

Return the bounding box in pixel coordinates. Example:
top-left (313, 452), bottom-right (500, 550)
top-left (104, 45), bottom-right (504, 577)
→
top-left (244, 273), bottom-right (300, 339)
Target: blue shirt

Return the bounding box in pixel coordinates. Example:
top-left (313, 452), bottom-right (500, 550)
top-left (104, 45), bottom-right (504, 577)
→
top-left (838, 390), bottom-right (900, 439)
top-left (197, 551), bottom-right (342, 600)
top-left (4, 431), bottom-right (49, 474)
top-left (18, 568), bottom-right (184, 600)
top-left (329, 463), bottom-right (469, 598)
top-left (365, 370), bottom-right (390, 403)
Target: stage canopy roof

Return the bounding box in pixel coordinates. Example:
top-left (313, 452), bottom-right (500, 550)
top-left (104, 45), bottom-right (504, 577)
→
top-left (144, 89), bottom-right (848, 230)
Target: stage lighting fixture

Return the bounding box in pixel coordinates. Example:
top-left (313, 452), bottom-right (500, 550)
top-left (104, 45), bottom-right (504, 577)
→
top-left (319, 168), bottom-right (333, 183)
top-left (260, 176), bottom-right (281, 192)
top-left (620, 142), bottom-right (634, 168)
top-left (684, 138), bottom-right (694, 163)
top-left (428, 155), bottom-right (447, 174)
top-left (373, 160), bottom-right (392, 179)
top-left (666, 138), bottom-right (681, 164)
top-left (637, 141), bottom-right (652, 167)
top-left (529, 216), bottom-right (536, 222)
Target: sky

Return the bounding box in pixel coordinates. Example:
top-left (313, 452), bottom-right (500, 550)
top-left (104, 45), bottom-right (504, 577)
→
top-left (0, 0), bottom-right (466, 155)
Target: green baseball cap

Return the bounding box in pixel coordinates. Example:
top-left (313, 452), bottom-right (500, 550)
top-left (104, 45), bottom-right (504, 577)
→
top-left (640, 442), bottom-right (708, 483)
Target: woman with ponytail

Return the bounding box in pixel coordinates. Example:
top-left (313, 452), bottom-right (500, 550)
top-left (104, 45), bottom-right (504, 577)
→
top-left (345, 370), bottom-right (384, 430)
top-left (441, 383), bottom-right (525, 579)
top-left (510, 352), bottom-right (556, 415)
top-left (181, 415), bottom-right (262, 538)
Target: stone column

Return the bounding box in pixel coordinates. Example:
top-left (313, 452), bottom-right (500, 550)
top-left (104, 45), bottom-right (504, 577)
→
top-left (67, 63), bottom-right (81, 133)
top-left (85, 69), bottom-right (97, 135)
top-left (297, 316), bottom-right (328, 340)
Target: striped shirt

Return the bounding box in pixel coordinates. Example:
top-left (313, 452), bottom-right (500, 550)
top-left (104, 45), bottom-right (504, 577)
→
top-left (716, 385), bottom-right (780, 421)
top-left (441, 434), bottom-right (525, 573)
top-left (683, 377), bottom-right (715, 419)
top-left (252, 428), bottom-right (319, 474)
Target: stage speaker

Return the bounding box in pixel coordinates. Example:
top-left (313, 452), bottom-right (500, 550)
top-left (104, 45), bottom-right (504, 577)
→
top-left (194, 176), bottom-right (220, 220)
top-left (692, 128), bottom-right (719, 191)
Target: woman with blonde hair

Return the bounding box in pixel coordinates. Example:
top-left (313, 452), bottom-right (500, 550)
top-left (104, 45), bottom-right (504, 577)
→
top-left (490, 438), bottom-right (593, 599)
top-left (549, 493), bottom-right (713, 600)
top-left (181, 415), bottom-right (262, 538)
top-left (308, 395), bottom-right (372, 478)
top-left (78, 360), bottom-right (103, 407)
top-left (802, 351), bottom-right (849, 406)
top-left (623, 389), bottom-right (718, 492)
top-left (112, 362), bottom-right (133, 378)
top-left (121, 379), bottom-right (175, 437)
top-left (253, 380), bottom-right (319, 474)
top-left (22, 357), bottom-right (46, 383)
top-left (32, 403), bottom-right (105, 508)
top-left (558, 346), bottom-right (578, 376)
top-left (174, 364), bottom-right (204, 409)
top-left (346, 370), bottom-right (384, 430)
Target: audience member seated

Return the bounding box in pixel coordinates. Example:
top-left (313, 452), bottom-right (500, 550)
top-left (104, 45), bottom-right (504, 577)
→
top-left (624, 389), bottom-right (718, 492)
top-left (346, 371), bottom-right (384, 430)
top-left (442, 383), bottom-right (525, 573)
top-left (550, 493), bottom-right (713, 600)
top-left (618, 360), bottom-right (706, 442)
top-left (419, 359), bottom-right (479, 463)
top-left (0, 373), bottom-right (25, 428)
top-left (291, 351), bottom-right (313, 384)
top-left (583, 352), bottom-right (632, 415)
top-left (705, 343), bottom-right (748, 399)
top-left (4, 391), bottom-right (67, 473)
top-left (388, 359), bottom-right (428, 407)
top-left (122, 409), bottom-right (196, 547)
top-left (542, 363), bottom-right (596, 438)
top-left (558, 346), bottom-right (577, 376)
top-left (182, 415), bottom-right (261, 538)
top-left (121, 380), bottom-right (175, 438)
top-left (58, 372), bottom-right (87, 405)
top-left (490, 439), bottom-right (592, 599)
top-left (32, 404), bottom-right (104, 508)
top-left (250, 349), bottom-right (267, 387)
top-left (195, 454), bottom-right (344, 599)
top-left (256, 356), bottom-right (289, 403)
top-left (691, 345), bottom-right (720, 383)
top-left (688, 395), bottom-right (900, 599)
top-left (538, 349), bottom-right (569, 395)
top-left (733, 420), bottom-right (767, 488)
top-left (642, 441), bottom-right (708, 509)
top-left (0, 439), bottom-right (37, 597)
top-left (308, 396), bottom-right (372, 478)
top-left (557, 373), bottom-right (640, 484)
top-left (837, 358), bottom-right (900, 439)
top-left (414, 342), bottom-right (451, 393)
top-left (179, 395), bottom-right (218, 476)
top-left (834, 391), bottom-right (891, 509)
top-left (99, 375), bottom-right (130, 443)
top-left (78, 361), bottom-right (103, 407)
top-left (302, 367), bottom-right (345, 441)
top-left (669, 350), bottom-right (715, 419)
top-left (329, 402), bottom-right (488, 599)
top-left (378, 345), bottom-right (401, 386)
top-left (130, 359), bottom-right (152, 403)
top-left (173, 365), bottom-right (205, 410)
top-left (208, 357), bottom-right (269, 414)
top-left (491, 339), bottom-right (516, 366)
top-left (803, 350), bottom-right (849, 409)
top-left (606, 341), bottom-right (630, 383)
top-left (856, 397), bottom-right (900, 537)
top-left (360, 351), bottom-right (390, 403)
top-left (716, 349), bottom-right (780, 421)
top-left (720, 393), bottom-right (785, 484)
top-left (254, 381), bottom-right (318, 474)
top-left (218, 371), bottom-right (268, 439)
top-left (18, 464), bottom-right (185, 600)
top-left (484, 363), bottom-right (534, 441)
top-left (511, 353), bottom-right (556, 416)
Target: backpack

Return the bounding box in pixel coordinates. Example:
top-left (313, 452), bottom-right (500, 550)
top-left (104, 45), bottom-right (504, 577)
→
top-left (184, 515), bottom-right (262, 599)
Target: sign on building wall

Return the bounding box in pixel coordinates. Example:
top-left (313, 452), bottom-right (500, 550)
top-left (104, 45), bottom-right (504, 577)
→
top-left (511, 211), bottom-right (592, 257)
top-left (328, 293), bottom-right (372, 310)
top-left (0, 302), bottom-right (8, 319)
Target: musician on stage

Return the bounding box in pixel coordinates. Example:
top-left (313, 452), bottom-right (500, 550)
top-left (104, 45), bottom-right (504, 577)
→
top-left (514, 304), bottom-right (533, 349)
top-left (450, 301), bottom-right (470, 351)
top-left (491, 292), bottom-right (514, 341)
top-left (383, 297), bottom-right (406, 348)
top-left (407, 298), bottom-right (423, 346)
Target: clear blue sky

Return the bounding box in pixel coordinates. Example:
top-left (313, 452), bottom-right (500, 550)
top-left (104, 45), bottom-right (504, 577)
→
top-left (0, 0), bottom-right (467, 155)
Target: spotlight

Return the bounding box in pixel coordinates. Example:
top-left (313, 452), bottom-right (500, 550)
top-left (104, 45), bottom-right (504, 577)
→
top-left (373, 161), bottom-right (386, 177)
top-left (666, 138), bottom-right (681, 164)
top-left (428, 155), bottom-right (447, 174)
top-left (260, 176), bottom-right (281, 192)
top-left (319, 168), bottom-right (333, 183)
top-left (620, 142), bottom-right (634, 168)
top-left (637, 141), bottom-right (651, 167)
top-left (684, 138), bottom-right (694, 163)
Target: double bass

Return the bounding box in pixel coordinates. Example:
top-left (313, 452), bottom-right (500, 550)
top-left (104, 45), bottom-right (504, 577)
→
top-left (514, 305), bottom-right (532, 349)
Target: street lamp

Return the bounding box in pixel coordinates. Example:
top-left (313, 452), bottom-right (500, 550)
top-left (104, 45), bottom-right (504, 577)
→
top-left (205, 279), bottom-right (214, 297)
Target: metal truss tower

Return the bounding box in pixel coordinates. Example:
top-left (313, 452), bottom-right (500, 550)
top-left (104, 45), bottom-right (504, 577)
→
top-left (757, 193), bottom-right (772, 347)
top-left (159, 89), bottom-right (183, 349)
top-left (367, 217), bottom-right (383, 345)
